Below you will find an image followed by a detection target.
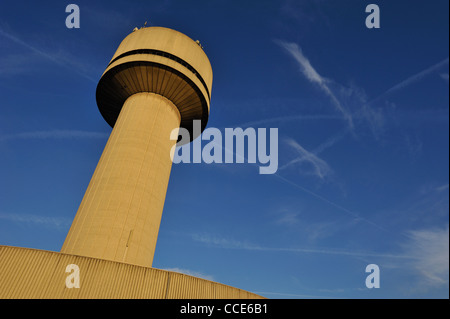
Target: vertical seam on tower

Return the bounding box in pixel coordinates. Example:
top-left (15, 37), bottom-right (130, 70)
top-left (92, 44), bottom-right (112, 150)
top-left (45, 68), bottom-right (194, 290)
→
top-left (113, 93), bottom-right (160, 265)
top-left (109, 93), bottom-right (143, 262)
top-left (117, 92), bottom-right (155, 263)
top-left (133, 94), bottom-right (165, 266)
top-left (74, 91), bottom-right (133, 256)
top-left (98, 96), bottom-right (135, 259)
top-left (93, 95), bottom-right (134, 258)
top-left (133, 95), bottom-right (179, 266)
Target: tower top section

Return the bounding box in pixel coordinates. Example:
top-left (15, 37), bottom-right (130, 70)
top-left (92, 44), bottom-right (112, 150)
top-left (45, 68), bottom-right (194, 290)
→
top-left (96, 26), bottom-right (213, 141)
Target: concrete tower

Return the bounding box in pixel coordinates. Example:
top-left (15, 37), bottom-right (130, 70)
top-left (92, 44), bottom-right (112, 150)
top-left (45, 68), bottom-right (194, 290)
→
top-left (61, 26), bottom-right (212, 268)
top-left (0, 25), bottom-right (263, 299)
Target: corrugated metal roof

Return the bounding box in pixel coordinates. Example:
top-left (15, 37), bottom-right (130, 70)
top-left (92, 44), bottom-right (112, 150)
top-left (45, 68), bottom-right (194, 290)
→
top-left (0, 246), bottom-right (264, 299)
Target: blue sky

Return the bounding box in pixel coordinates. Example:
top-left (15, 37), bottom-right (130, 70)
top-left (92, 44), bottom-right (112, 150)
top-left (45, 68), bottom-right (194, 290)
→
top-left (0, 0), bottom-right (448, 299)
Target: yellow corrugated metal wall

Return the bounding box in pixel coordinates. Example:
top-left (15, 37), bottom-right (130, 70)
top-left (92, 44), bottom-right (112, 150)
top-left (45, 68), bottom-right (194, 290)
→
top-left (0, 246), bottom-right (263, 299)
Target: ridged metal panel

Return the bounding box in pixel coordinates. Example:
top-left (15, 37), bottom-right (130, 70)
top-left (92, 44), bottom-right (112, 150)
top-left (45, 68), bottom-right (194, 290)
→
top-left (0, 246), bottom-right (264, 299)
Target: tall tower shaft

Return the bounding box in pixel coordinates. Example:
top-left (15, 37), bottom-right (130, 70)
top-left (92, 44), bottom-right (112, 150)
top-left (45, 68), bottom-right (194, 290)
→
top-left (61, 27), bottom-right (212, 267)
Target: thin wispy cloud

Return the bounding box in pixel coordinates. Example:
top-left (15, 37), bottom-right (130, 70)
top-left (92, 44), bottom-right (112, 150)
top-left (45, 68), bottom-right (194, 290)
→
top-left (371, 184), bottom-right (448, 293)
top-left (275, 40), bottom-right (387, 138)
top-left (0, 212), bottom-right (71, 230)
top-left (279, 129), bottom-right (348, 174)
top-left (384, 58), bottom-right (449, 96)
top-left (280, 137), bottom-right (332, 179)
top-left (276, 40), bottom-right (354, 129)
top-left (389, 182), bottom-right (449, 229)
top-left (274, 208), bottom-right (338, 242)
top-left (237, 114), bottom-right (342, 128)
top-left (0, 130), bottom-right (109, 142)
top-left (182, 129), bottom-right (387, 235)
top-left (312, 129), bottom-right (349, 154)
top-left (403, 133), bottom-right (423, 157)
top-left (366, 58), bottom-right (449, 107)
top-left (275, 210), bottom-right (300, 226)
top-left (0, 53), bottom-right (36, 76)
top-left (435, 184), bottom-right (449, 193)
top-left (192, 233), bottom-right (416, 260)
top-left (275, 45), bottom-right (449, 142)
top-left (402, 225), bottom-right (449, 289)
top-left (0, 26), bottom-right (96, 83)
top-left (0, 26), bottom-right (61, 65)
top-left (271, 173), bottom-right (390, 233)
top-left (199, 132), bottom-right (390, 233)
top-left (339, 83), bottom-right (385, 138)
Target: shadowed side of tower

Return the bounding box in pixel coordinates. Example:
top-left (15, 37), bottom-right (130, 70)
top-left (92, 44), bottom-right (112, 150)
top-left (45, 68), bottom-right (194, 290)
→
top-left (61, 27), bottom-right (213, 268)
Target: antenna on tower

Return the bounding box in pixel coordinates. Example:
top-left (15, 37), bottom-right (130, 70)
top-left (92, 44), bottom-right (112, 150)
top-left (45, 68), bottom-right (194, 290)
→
top-left (195, 40), bottom-right (204, 50)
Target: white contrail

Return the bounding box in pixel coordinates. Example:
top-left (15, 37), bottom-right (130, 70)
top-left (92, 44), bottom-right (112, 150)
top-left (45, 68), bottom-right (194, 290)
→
top-left (367, 58), bottom-right (449, 106)
top-left (384, 58), bottom-right (449, 95)
top-left (279, 138), bottom-right (332, 179)
top-left (0, 212), bottom-right (71, 230)
top-left (195, 130), bottom-right (389, 233)
top-left (192, 233), bottom-right (417, 259)
top-left (276, 40), bottom-right (354, 129)
top-left (237, 114), bottom-right (342, 128)
top-left (279, 129), bottom-right (349, 172)
top-left (0, 26), bottom-right (97, 83)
